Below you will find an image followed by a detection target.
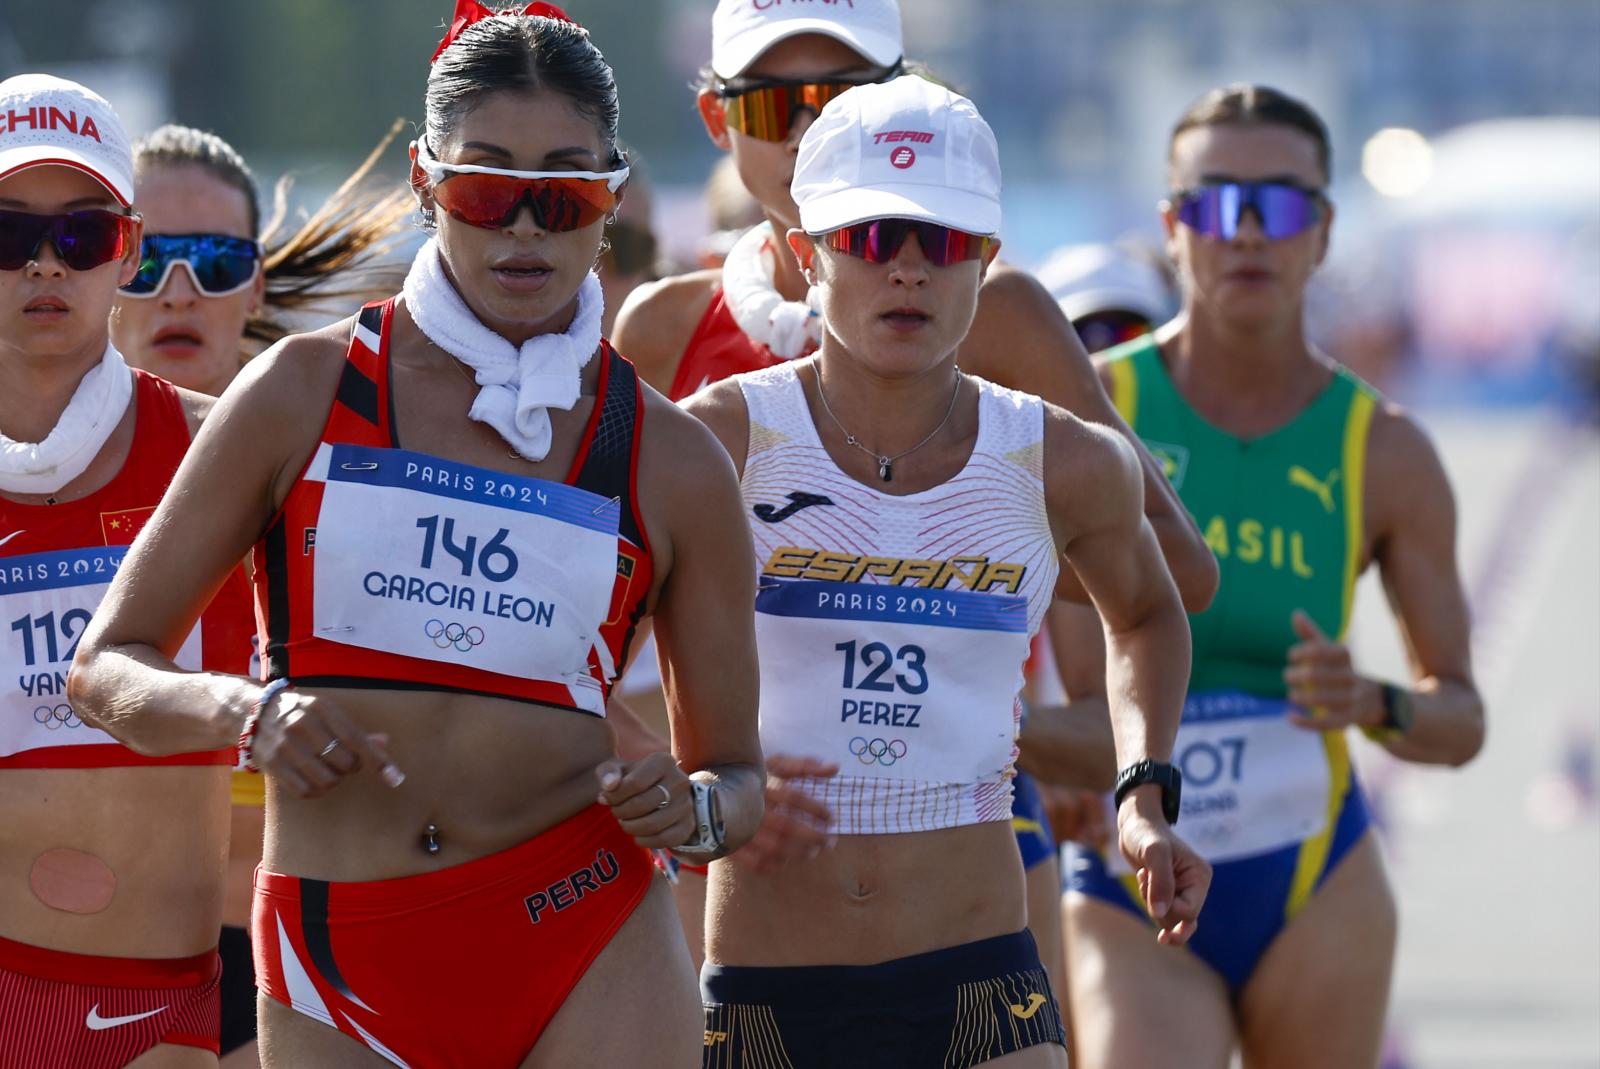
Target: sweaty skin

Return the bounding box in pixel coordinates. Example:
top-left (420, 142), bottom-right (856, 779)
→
top-left (29, 848), bottom-right (117, 915)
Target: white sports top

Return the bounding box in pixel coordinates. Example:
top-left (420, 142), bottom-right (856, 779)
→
top-left (739, 362), bottom-right (1059, 835)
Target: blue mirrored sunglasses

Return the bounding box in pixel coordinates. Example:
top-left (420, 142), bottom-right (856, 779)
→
top-left (121, 233), bottom-right (262, 298)
top-left (1172, 181), bottom-right (1326, 241)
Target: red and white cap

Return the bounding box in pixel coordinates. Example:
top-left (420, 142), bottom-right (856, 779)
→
top-left (711, 0), bottom-right (903, 80)
top-left (0, 73), bottom-right (135, 208)
top-left (792, 76), bottom-right (1002, 237)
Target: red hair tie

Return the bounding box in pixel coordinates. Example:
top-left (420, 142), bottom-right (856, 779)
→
top-left (431, 1), bottom-right (580, 64)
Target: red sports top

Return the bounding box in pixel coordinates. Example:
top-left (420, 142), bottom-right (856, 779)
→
top-left (253, 300), bottom-right (653, 716)
top-left (666, 287), bottom-right (791, 402)
top-left (0, 368), bottom-right (249, 769)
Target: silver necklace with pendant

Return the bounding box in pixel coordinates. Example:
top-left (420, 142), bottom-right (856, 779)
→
top-left (813, 363), bottom-right (962, 482)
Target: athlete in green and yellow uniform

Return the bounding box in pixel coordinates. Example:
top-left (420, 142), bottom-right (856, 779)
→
top-left (1031, 85), bottom-right (1486, 1069)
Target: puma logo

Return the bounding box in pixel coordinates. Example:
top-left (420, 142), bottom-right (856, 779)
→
top-left (753, 491), bottom-right (834, 524)
top-left (1009, 993), bottom-right (1048, 1020)
top-left (1288, 466), bottom-right (1339, 514)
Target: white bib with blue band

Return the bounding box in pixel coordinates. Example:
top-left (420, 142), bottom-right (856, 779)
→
top-left (756, 577), bottom-right (1031, 785)
top-left (308, 443), bottom-right (620, 706)
top-left (1106, 690), bottom-right (1330, 872)
top-left (3, 546), bottom-right (200, 758)
top-left (737, 363), bottom-right (1059, 836)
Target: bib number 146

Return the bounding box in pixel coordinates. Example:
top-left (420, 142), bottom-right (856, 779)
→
top-left (835, 639), bottom-right (928, 695)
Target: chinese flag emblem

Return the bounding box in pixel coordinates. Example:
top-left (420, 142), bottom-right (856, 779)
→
top-left (100, 507), bottom-right (157, 546)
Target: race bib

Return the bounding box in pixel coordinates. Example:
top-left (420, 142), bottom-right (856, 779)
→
top-left (2, 546), bottom-right (200, 758)
top-left (754, 578), bottom-right (1030, 783)
top-left (310, 444), bottom-right (619, 686)
top-left (1107, 691), bottom-right (1331, 872)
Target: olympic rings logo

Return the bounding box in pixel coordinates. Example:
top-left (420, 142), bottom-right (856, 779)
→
top-left (849, 737), bottom-right (907, 766)
top-left (424, 619), bottom-right (485, 653)
top-left (33, 704), bottom-right (81, 730)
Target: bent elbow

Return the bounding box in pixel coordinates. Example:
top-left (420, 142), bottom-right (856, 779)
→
top-left (1175, 550), bottom-right (1220, 613)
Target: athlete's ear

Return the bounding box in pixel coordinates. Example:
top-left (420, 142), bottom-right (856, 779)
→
top-left (694, 89), bottom-right (732, 151)
top-left (408, 141), bottom-right (436, 217)
top-left (977, 237), bottom-right (1002, 282)
top-left (1313, 199), bottom-right (1335, 267)
top-left (786, 228), bottom-right (816, 280)
top-left (697, 89), bottom-right (732, 151)
top-left (115, 214), bottom-right (144, 289)
top-left (1158, 197), bottom-right (1180, 261)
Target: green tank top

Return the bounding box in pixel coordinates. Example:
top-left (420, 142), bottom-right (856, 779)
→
top-left (1104, 336), bottom-right (1379, 697)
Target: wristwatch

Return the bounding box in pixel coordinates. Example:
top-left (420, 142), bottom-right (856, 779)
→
top-left (674, 773), bottom-right (726, 860)
top-left (1363, 682), bottom-right (1415, 742)
top-left (1113, 760), bottom-right (1183, 825)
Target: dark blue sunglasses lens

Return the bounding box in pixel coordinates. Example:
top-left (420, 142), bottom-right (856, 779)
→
top-left (1176, 183), bottom-right (1320, 241)
top-left (124, 235), bottom-right (259, 295)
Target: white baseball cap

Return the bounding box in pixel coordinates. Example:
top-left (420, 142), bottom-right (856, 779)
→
top-left (711, 0), bottom-right (903, 80)
top-left (0, 74), bottom-right (135, 208)
top-left (792, 76), bottom-right (1002, 237)
top-left (1038, 243), bottom-right (1177, 325)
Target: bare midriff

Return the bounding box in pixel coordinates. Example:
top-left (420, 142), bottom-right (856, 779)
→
top-left (0, 764), bottom-right (229, 958)
top-left (263, 686), bottom-right (616, 883)
top-left (706, 819), bottom-right (1027, 967)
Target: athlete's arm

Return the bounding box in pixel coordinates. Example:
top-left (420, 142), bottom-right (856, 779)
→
top-left (966, 265), bottom-right (1217, 611)
top-left (1285, 408), bottom-right (1485, 767)
top-left (611, 270), bottom-right (720, 395)
top-left (1044, 408), bottom-right (1208, 945)
top-left (628, 392), bottom-right (765, 856)
top-left (70, 328), bottom-right (400, 791)
top-left (1016, 601), bottom-right (1117, 791)
top-left (681, 380), bottom-right (838, 869)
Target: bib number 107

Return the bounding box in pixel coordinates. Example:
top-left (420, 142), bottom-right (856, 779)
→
top-left (835, 640), bottom-right (928, 695)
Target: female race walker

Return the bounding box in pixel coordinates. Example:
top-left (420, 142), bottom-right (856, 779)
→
top-left (688, 75), bottom-right (1208, 1069)
top-left (1, 74), bottom-right (242, 1069)
top-left (613, 0), bottom-right (1217, 986)
top-left (1058, 85), bottom-right (1486, 1069)
top-left (111, 122), bottom-right (412, 1067)
top-left (71, 6), bottom-right (763, 1068)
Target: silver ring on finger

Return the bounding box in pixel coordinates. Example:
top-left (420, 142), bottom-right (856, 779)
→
top-left (319, 739), bottom-right (342, 760)
top-left (654, 783), bottom-right (672, 810)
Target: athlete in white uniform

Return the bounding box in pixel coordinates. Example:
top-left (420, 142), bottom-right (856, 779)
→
top-left (686, 76), bottom-right (1208, 1069)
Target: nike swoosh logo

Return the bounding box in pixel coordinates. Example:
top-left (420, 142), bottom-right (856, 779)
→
top-left (85, 1004), bottom-right (167, 1030)
top-left (1009, 993), bottom-right (1048, 1020)
top-left (0, 531), bottom-right (25, 548)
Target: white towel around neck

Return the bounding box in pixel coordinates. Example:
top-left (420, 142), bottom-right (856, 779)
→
top-left (400, 238), bottom-right (604, 462)
top-left (0, 343), bottom-right (133, 495)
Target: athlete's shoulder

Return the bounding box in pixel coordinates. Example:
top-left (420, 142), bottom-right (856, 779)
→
top-left (677, 374), bottom-right (751, 472)
top-left (1042, 403), bottom-right (1143, 526)
top-left (212, 317), bottom-right (352, 432)
top-left (175, 385), bottom-right (217, 437)
top-left (612, 269), bottom-right (722, 393)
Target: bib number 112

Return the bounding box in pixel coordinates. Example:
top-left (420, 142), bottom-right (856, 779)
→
top-left (835, 640), bottom-right (928, 695)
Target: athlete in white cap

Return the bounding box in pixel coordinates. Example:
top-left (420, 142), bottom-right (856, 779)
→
top-left (610, 0), bottom-right (1216, 985)
top-left (687, 75), bottom-right (1207, 1069)
top-left (0, 73), bottom-right (237, 1069)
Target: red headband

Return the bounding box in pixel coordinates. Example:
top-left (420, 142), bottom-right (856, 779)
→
top-left (431, 1), bottom-right (579, 64)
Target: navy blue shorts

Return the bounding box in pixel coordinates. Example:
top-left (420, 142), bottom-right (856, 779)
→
top-left (702, 930), bottom-right (1064, 1068)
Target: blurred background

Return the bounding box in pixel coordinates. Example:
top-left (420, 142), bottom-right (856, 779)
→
top-left (4, 2), bottom-right (1596, 1065)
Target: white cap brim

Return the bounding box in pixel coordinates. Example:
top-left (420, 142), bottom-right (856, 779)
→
top-left (0, 146), bottom-right (132, 207)
top-left (799, 183), bottom-right (1000, 238)
top-left (1059, 287), bottom-right (1170, 324)
top-left (713, 19), bottom-right (902, 79)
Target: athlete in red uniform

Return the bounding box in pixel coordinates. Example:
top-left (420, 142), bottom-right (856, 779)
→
top-left (110, 122), bottom-right (413, 1067)
top-left (71, 6), bottom-right (763, 1068)
top-left (1, 73), bottom-right (241, 1069)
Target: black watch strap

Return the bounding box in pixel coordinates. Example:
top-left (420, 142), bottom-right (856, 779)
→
top-left (1114, 759), bottom-right (1183, 825)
